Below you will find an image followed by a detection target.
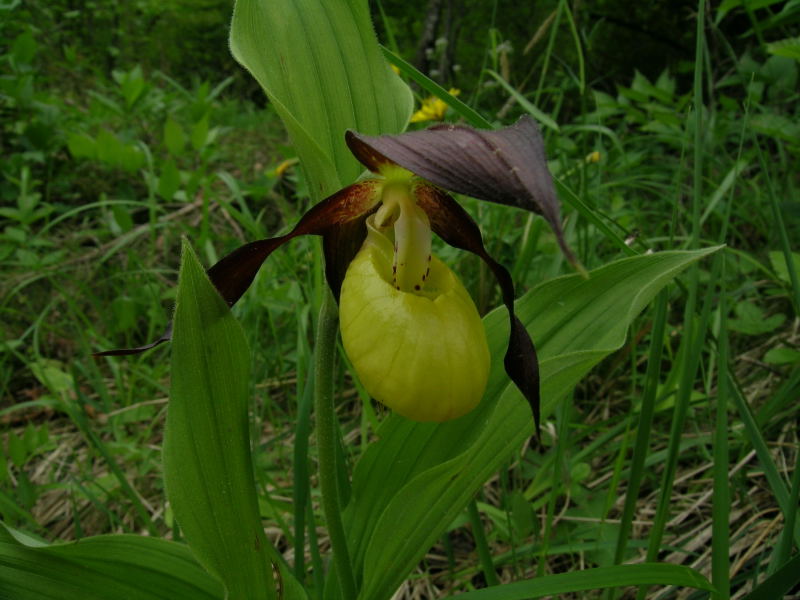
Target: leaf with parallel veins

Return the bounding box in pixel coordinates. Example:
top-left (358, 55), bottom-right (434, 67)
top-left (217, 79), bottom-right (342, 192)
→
top-left (95, 181), bottom-right (380, 356)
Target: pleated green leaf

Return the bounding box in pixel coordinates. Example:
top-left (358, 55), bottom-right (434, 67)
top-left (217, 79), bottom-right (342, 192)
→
top-left (164, 240), bottom-right (286, 600)
top-left (452, 563), bottom-right (714, 599)
top-left (344, 246), bottom-right (721, 600)
top-left (0, 523), bottom-right (223, 600)
top-left (229, 0), bottom-right (412, 200)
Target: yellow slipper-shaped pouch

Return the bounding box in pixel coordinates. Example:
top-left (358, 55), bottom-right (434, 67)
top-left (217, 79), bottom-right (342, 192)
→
top-left (339, 215), bottom-right (490, 422)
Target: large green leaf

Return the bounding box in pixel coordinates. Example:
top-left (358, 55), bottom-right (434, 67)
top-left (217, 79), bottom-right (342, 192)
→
top-left (229, 0), bottom-right (412, 200)
top-left (165, 240), bottom-right (304, 600)
top-left (0, 523), bottom-right (223, 600)
top-left (342, 247), bottom-right (721, 600)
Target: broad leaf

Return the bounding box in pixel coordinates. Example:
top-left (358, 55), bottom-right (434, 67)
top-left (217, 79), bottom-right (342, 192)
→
top-left (229, 0), bottom-right (412, 200)
top-left (341, 246), bottom-right (721, 600)
top-left (767, 36), bottom-right (800, 62)
top-left (768, 249), bottom-right (800, 285)
top-left (164, 241), bottom-right (302, 599)
top-left (0, 523), bottom-right (223, 600)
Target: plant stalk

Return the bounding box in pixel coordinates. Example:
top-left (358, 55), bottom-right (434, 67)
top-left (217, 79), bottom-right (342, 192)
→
top-left (467, 499), bottom-right (499, 587)
top-left (314, 289), bottom-right (357, 599)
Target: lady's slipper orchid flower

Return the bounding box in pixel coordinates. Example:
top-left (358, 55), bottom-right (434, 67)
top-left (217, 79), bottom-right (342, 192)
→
top-left (97, 116), bottom-right (576, 431)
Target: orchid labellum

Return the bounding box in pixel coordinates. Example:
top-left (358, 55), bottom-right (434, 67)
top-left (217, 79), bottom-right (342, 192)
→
top-left (98, 116), bottom-right (575, 431)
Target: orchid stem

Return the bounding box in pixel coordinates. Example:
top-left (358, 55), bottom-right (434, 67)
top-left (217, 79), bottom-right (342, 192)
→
top-left (314, 289), bottom-right (357, 599)
top-left (467, 499), bottom-right (499, 587)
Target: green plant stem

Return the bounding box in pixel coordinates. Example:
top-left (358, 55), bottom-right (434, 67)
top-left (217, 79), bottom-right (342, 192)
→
top-left (553, 178), bottom-right (636, 259)
top-left (468, 499), bottom-right (500, 587)
top-left (763, 146), bottom-right (800, 319)
top-left (381, 46), bottom-right (491, 129)
top-left (736, 123), bottom-right (800, 564)
top-left (293, 369), bottom-right (314, 580)
top-left (712, 255), bottom-right (730, 599)
top-left (560, 0), bottom-right (585, 95)
top-left (307, 500), bottom-right (325, 600)
top-left (772, 434), bottom-right (800, 572)
top-left (637, 2), bottom-right (707, 597)
top-left (538, 401), bottom-right (570, 576)
top-left (612, 290), bottom-right (669, 567)
top-left (534, 0), bottom-right (563, 106)
top-left (728, 373), bottom-right (800, 547)
top-left (314, 290), bottom-right (356, 599)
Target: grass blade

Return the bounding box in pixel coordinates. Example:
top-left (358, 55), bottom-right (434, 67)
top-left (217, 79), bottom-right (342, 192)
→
top-left (452, 563), bottom-right (714, 599)
top-left (742, 553), bottom-right (800, 600)
top-left (381, 46), bottom-right (492, 129)
top-left (612, 290), bottom-right (669, 567)
top-left (712, 254), bottom-right (731, 599)
top-left (467, 499), bottom-right (500, 587)
top-left (486, 70), bottom-right (559, 132)
top-left (637, 3), bottom-right (708, 595)
top-left (728, 373), bottom-right (800, 547)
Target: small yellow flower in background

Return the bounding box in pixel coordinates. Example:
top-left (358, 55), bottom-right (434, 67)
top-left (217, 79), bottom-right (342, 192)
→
top-left (585, 151), bottom-right (601, 164)
top-left (271, 157), bottom-right (299, 177)
top-left (410, 88), bottom-right (460, 123)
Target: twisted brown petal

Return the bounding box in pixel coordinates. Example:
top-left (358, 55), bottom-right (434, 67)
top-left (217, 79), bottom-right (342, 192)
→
top-left (414, 183), bottom-right (540, 435)
top-left (322, 212), bottom-right (371, 299)
top-left (95, 181), bottom-right (380, 356)
top-left (206, 180), bottom-right (380, 306)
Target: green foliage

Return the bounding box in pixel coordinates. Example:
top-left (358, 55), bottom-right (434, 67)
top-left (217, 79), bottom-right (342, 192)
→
top-left (0, 523), bottom-right (223, 599)
top-left (230, 0), bottom-right (412, 198)
top-left (1, 0), bottom-right (798, 599)
top-left (349, 249), bottom-right (719, 600)
top-left (165, 241), bottom-right (280, 599)
top-left (767, 36), bottom-right (800, 60)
